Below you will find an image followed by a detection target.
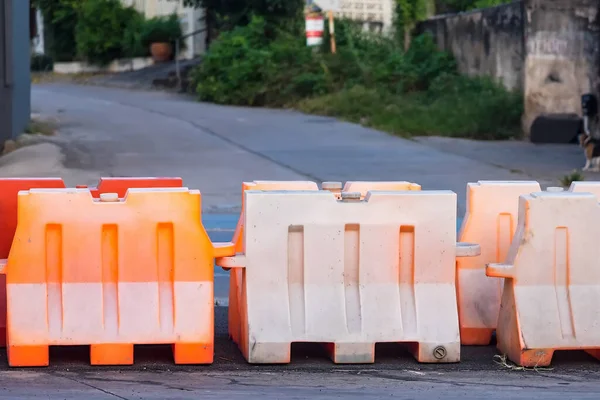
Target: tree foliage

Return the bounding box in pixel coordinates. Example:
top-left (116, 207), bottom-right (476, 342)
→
top-left (32, 0), bottom-right (80, 61)
top-left (182, 0), bottom-right (303, 41)
top-left (395, 0), bottom-right (434, 49)
top-left (75, 0), bottom-right (139, 65)
top-left (435, 0), bottom-right (513, 13)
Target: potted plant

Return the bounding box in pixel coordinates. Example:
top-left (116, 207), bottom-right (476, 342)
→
top-left (140, 14), bottom-right (184, 62)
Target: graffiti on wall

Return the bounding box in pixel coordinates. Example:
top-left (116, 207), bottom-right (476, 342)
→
top-left (527, 31), bottom-right (594, 59)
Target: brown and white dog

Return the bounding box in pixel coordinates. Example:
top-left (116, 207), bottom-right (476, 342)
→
top-left (579, 133), bottom-right (600, 171)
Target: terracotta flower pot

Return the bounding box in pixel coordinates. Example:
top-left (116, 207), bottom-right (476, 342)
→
top-left (150, 42), bottom-right (173, 63)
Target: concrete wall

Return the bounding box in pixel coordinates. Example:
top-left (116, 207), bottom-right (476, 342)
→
top-left (523, 0), bottom-right (600, 134)
top-left (417, 1), bottom-right (525, 91)
top-left (418, 0), bottom-right (600, 138)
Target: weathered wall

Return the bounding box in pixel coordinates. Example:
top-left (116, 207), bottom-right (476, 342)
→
top-left (417, 1), bottom-right (525, 91)
top-left (523, 0), bottom-right (600, 134)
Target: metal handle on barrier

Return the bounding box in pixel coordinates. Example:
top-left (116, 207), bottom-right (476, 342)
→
top-left (456, 242), bottom-right (481, 257)
top-left (216, 255), bottom-right (246, 269)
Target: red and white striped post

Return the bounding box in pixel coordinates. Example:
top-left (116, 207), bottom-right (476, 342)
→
top-left (305, 14), bottom-right (325, 47)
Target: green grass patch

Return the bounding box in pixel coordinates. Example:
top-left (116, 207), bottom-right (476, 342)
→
top-left (25, 119), bottom-right (57, 136)
top-left (191, 16), bottom-right (524, 140)
top-left (297, 78), bottom-right (523, 140)
top-left (560, 170), bottom-right (585, 188)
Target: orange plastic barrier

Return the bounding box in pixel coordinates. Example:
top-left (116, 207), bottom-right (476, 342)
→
top-left (0, 179), bottom-right (67, 258)
top-left (486, 190), bottom-right (600, 367)
top-left (457, 181), bottom-right (540, 345)
top-left (4, 187), bottom-right (232, 367)
top-left (80, 177), bottom-right (183, 198)
top-left (0, 179), bottom-right (67, 347)
top-left (0, 177), bottom-right (183, 349)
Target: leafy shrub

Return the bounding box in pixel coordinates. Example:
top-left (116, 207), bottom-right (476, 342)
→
top-left (75, 0), bottom-right (135, 65)
top-left (192, 13), bottom-right (522, 139)
top-left (33, 0), bottom-right (80, 62)
top-left (140, 14), bottom-right (184, 49)
top-left (299, 76), bottom-right (523, 140)
top-left (31, 53), bottom-right (54, 72)
top-left (122, 8), bottom-right (149, 58)
top-left (193, 17), bottom-right (318, 105)
top-left (423, 74), bottom-right (524, 139)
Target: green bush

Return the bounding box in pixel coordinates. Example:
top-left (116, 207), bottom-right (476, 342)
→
top-left (31, 53), bottom-right (54, 72)
top-left (193, 19), bottom-right (455, 106)
top-left (75, 0), bottom-right (135, 65)
top-left (140, 14), bottom-right (184, 49)
top-left (122, 8), bottom-right (149, 58)
top-left (191, 14), bottom-right (523, 139)
top-left (193, 17), bottom-right (318, 105)
top-left (298, 76), bottom-right (523, 140)
top-left (33, 0), bottom-right (80, 62)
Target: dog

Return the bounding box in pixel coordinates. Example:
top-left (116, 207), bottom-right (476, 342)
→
top-left (579, 133), bottom-right (600, 171)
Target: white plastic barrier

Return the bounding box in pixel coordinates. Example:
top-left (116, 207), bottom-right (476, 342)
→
top-left (218, 189), bottom-right (479, 364)
top-left (487, 190), bottom-right (600, 367)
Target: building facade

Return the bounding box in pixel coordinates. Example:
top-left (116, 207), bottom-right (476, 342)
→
top-left (335, 0), bottom-right (395, 32)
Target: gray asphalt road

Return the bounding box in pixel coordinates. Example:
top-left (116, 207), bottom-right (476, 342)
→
top-left (1, 367), bottom-right (600, 399)
top-left (1, 83), bottom-right (595, 398)
top-left (0, 307), bottom-right (599, 399)
top-left (30, 83), bottom-right (544, 215)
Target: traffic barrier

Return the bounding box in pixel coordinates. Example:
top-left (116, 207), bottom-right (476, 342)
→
top-left (79, 177), bottom-right (183, 198)
top-left (569, 181), bottom-right (600, 197)
top-left (342, 181), bottom-right (421, 197)
top-left (457, 181), bottom-right (540, 345)
top-left (0, 177), bottom-right (183, 349)
top-left (228, 181), bottom-right (319, 347)
top-left (3, 187), bottom-right (233, 367)
top-left (0, 178), bottom-right (67, 347)
top-left (487, 189), bottom-right (600, 367)
top-left (218, 188), bottom-right (480, 364)
top-left (227, 180), bottom-right (421, 348)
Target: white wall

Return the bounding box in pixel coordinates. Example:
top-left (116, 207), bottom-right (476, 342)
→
top-left (32, 9), bottom-right (45, 54)
top-left (122, 0), bottom-right (206, 58)
top-left (335, 0), bottom-right (395, 32)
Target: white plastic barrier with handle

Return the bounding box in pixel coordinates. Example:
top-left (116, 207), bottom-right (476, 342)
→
top-left (218, 189), bottom-right (480, 364)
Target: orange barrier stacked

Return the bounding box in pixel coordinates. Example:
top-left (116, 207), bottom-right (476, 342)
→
top-left (487, 189), bottom-right (600, 367)
top-left (4, 187), bottom-right (233, 367)
top-left (79, 177), bottom-right (183, 198)
top-left (0, 179), bottom-right (67, 347)
top-left (457, 181), bottom-right (540, 345)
